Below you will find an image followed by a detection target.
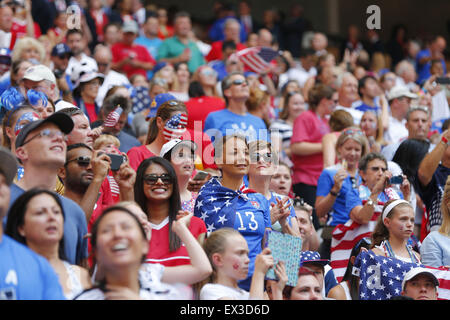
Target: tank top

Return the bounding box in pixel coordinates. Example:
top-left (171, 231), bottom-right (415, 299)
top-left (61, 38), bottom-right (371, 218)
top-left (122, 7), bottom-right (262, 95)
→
top-left (375, 240), bottom-right (420, 264)
top-left (62, 261), bottom-right (84, 300)
top-left (340, 281), bottom-right (352, 300)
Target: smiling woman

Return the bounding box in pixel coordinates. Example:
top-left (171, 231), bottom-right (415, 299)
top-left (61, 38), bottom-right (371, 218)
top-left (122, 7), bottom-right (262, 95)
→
top-left (5, 188), bottom-right (92, 299)
top-left (134, 156), bottom-right (207, 267)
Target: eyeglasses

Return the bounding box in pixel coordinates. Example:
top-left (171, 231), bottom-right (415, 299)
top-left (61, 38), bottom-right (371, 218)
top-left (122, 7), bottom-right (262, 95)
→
top-left (368, 166), bottom-right (387, 172)
top-left (143, 174), bottom-right (173, 185)
top-left (250, 152), bottom-right (273, 163)
top-left (65, 156), bottom-right (91, 167)
top-left (22, 129), bottom-right (66, 145)
top-left (342, 128), bottom-right (364, 136)
top-left (200, 69), bottom-right (217, 77)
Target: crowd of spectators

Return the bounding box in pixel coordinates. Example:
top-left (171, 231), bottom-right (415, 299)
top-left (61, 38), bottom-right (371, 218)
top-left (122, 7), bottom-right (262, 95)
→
top-left (0, 0), bottom-right (449, 301)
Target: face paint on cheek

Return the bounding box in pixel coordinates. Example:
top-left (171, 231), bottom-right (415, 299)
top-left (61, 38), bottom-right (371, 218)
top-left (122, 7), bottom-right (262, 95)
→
top-left (14, 112), bottom-right (40, 135)
top-left (163, 113), bottom-right (188, 141)
top-left (233, 262), bottom-right (240, 270)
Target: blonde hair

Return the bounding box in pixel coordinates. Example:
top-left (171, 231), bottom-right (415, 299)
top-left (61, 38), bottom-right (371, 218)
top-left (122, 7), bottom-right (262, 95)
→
top-left (335, 126), bottom-right (370, 159)
top-left (246, 87), bottom-right (270, 113)
top-left (93, 134), bottom-right (120, 150)
top-left (12, 37), bottom-right (46, 63)
top-left (439, 176), bottom-right (450, 236)
top-left (203, 228), bottom-right (243, 282)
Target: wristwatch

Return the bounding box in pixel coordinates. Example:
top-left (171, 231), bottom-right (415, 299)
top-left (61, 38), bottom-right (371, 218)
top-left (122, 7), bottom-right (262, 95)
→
top-left (366, 199), bottom-right (375, 207)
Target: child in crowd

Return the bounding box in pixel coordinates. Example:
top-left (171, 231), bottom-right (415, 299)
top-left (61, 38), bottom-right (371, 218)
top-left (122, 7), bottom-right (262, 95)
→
top-left (200, 228), bottom-right (285, 300)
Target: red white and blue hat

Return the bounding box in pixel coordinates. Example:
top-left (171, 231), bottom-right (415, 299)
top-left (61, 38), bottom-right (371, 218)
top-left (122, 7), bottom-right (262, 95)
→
top-left (300, 251), bottom-right (330, 267)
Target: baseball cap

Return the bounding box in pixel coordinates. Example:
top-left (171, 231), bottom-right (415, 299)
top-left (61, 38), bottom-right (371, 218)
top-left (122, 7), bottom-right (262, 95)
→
top-left (122, 20), bottom-right (139, 34)
top-left (401, 267), bottom-right (440, 291)
top-left (0, 146), bottom-right (18, 185)
top-left (0, 48), bottom-right (11, 65)
top-left (387, 85), bottom-right (418, 101)
top-left (54, 100), bottom-right (78, 112)
top-left (146, 93), bottom-right (177, 119)
top-left (71, 63), bottom-right (104, 92)
top-left (51, 43), bottom-right (72, 57)
top-left (160, 138), bottom-right (197, 159)
top-left (15, 112), bottom-right (74, 149)
top-left (152, 61), bottom-right (169, 74)
top-left (299, 251), bottom-right (330, 267)
top-left (22, 64), bottom-right (57, 85)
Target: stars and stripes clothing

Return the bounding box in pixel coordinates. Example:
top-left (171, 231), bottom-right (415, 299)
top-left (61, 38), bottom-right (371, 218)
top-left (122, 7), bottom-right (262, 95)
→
top-left (194, 177), bottom-right (271, 291)
top-left (330, 186), bottom-right (401, 282)
top-left (234, 46), bottom-right (279, 74)
top-left (353, 250), bottom-right (450, 300)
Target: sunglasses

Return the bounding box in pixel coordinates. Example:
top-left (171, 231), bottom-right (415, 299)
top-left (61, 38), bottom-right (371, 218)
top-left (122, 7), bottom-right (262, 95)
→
top-left (250, 152), bottom-right (273, 163)
top-left (231, 78), bottom-right (248, 86)
top-left (368, 166), bottom-right (387, 172)
top-left (65, 156), bottom-right (91, 167)
top-left (342, 128), bottom-right (364, 136)
top-left (143, 173), bottom-right (173, 185)
top-left (22, 129), bottom-right (66, 146)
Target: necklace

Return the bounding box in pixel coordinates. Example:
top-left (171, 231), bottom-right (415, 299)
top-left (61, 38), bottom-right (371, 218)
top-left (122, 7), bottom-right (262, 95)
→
top-left (384, 239), bottom-right (418, 263)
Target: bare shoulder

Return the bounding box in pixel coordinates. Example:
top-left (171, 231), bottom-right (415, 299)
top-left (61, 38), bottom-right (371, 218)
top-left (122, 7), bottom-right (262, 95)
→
top-left (327, 283), bottom-right (347, 300)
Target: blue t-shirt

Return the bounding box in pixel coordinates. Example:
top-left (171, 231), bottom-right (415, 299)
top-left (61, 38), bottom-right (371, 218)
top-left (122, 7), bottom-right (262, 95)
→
top-left (0, 235), bottom-right (65, 300)
top-left (134, 36), bottom-right (161, 79)
top-left (116, 130), bottom-right (141, 153)
top-left (6, 184), bottom-right (88, 265)
top-left (204, 109), bottom-right (269, 143)
top-left (316, 165), bottom-right (362, 226)
top-left (416, 49), bottom-right (447, 85)
top-left (234, 192), bottom-right (272, 291)
top-left (355, 103), bottom-right (380, 115)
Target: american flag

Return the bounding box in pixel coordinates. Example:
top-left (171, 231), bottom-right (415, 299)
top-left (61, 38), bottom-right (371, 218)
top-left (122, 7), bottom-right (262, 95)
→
top-left (194, 177), bottom-right (253, 234)
top-left (103, 106), bottom-right (123, 127)
top-left (163, 113), bottom-right (188, 141)
top-left (14, 112), bottom-right (40, 135)
top-left (234, 46), bottom-right (279, 74)
top-left (330, 187), bottom-right (400, 282)
top-left (354, 250), bottom-right (450, 300)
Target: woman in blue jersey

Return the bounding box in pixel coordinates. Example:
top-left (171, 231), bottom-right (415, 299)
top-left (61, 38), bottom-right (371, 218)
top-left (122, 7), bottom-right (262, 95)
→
top-left (194, 134), bottom-right (274, 291)
top-left (315, 127), bottom-right (370, 259)
top-left (246, 139), bottom-right (299, 236)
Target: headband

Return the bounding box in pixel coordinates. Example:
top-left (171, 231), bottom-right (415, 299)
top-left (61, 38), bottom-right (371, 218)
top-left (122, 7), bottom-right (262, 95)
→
top-left (382, 199), bottom-right (411, 221)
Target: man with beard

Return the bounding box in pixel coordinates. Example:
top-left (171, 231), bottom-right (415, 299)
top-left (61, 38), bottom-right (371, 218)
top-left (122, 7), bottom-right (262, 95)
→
top-left (58, 143), bottom-right (136, 229)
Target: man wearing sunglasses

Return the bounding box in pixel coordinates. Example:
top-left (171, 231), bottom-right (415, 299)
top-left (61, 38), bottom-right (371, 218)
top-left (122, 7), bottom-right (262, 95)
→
top-left (204, 71), bottom-right (268, 144)
top-left (4, 112), bottom-right (89, 267)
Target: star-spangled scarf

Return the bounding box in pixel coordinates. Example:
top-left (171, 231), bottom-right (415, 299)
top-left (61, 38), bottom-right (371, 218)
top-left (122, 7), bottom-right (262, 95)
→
top-left (194, 177), bottom-right (255, 233)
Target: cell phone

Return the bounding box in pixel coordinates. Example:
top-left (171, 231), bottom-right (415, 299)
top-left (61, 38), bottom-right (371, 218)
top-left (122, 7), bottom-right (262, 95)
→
top-left (193, 170), bottom-right (209, 181)
top-left (389, 175), bottom-right (403, 184)
top-left (436, 77), bottom-right (450, 85)
top-left (108, 153), bottom-right (126, 171)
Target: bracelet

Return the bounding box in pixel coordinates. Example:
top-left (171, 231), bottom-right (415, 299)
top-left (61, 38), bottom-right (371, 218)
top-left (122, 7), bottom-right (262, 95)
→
top-left (330, 190), bottom-right (339, 197)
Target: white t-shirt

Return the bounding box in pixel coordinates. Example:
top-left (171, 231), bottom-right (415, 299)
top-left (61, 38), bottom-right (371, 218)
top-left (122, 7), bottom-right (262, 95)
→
top-left (384, 116), bottom-right (408, 144)
top-left (200, 283), bottom-right (250, 300)
top-left (96, 70), bottom-right (130, 106)
top-left (334, 105), bottom-right (363, 125)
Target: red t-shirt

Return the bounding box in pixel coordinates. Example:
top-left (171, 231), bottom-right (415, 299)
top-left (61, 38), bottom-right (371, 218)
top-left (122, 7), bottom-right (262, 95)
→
top-left (84, 102), bottom-right (98, 123)
top-left (185, 96), bottom-right (226, 132)
top-left (127, 145), bottom-right (157, 172)
top-left (145, 216), bottom-right (206, 267)
top-left (205, 41), bottom-right (246, 62)
top-left (290, 110), bottom-right (330, 186)
top-left (111, 42), bottom-right (156, 78)
top-left (87, 178), bottom-right (115, 267)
